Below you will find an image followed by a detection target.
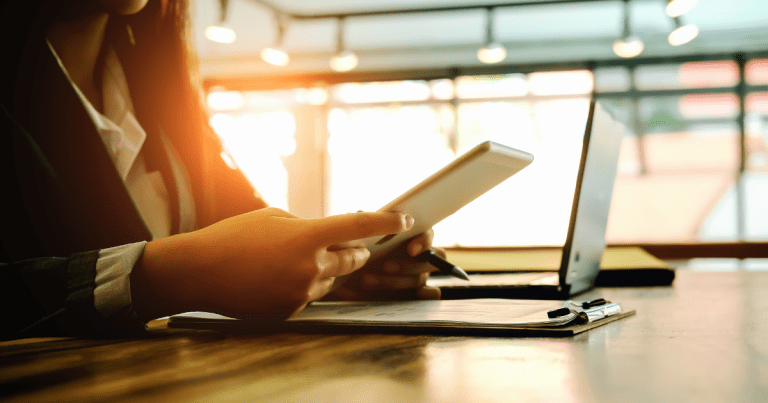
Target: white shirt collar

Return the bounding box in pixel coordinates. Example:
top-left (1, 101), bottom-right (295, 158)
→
top-left (46, 41), bottom-right (146, 181)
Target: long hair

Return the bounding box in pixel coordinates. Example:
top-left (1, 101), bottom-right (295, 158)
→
top-left (109, 0), bottom-right (212, 163)
top-left (108, 0), bottom-right (216, 227)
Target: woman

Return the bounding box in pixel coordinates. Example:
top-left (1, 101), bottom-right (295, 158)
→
top-left (0, 0), bottom-right (440, 340)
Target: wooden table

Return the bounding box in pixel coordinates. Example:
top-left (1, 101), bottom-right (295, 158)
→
top-left (2, 271), bottom-right (768, 402)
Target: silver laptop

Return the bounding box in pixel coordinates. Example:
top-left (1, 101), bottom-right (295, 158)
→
top-left (427, 100), bottom-right (626, 299)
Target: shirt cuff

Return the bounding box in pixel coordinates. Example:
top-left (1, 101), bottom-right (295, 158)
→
top-left (94, 241), bottom-right (147, 323)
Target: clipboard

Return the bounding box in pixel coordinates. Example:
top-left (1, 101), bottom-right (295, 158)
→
top-left (168, 299), bottom-right (635, 337)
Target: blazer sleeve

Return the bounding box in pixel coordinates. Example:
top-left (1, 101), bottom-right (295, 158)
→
top-left (1, 103), bottom-right (150, 340)
top-left (0, 249), bottom-right (148, 340)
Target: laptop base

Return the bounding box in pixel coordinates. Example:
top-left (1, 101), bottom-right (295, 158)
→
top-left (429, 272), bottom-right (575, 300)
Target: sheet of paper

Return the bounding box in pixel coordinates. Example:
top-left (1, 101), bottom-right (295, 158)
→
top-left (292, 299), bottom-right (573, 327)
top-left (175, 299), bottom-right (576, 328)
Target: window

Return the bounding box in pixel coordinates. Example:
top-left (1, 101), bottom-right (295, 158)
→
top-left (205, 56), bottom-right (768, 246)
top-left (206, 89), bottom-right (305, 211)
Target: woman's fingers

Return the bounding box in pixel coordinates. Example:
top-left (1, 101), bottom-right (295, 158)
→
top-left (307, 277), bottom-right (337, 302)
top-left (360, 272), bottom-right (430, 290)
top-left (319, 247), bottom-right (371, 278)
top-left (327, 239), bottom-right (366, 251)
top-left (416, 286), bottom-right (441, 300)
top-left (381, 258), bottom-right (436, 275)
top-left (406, 229), bottom-right (435, 257)
top-left (310, 212), bottom-right (414, 245)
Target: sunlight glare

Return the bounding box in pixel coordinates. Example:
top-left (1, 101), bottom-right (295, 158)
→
top-left (529, 71), bottom-right (594, 96)
top-left (207, 91), bottom-right (245, 111)
top-left (209, 111), bottom-right (296, 210)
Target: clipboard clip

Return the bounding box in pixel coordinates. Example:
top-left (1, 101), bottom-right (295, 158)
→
top-left (548, 299), bottom-right (623, 323)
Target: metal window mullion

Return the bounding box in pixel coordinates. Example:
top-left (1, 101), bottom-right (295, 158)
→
top-left (627, 65), bottom-right (649, 176)
top-left (735, 54), bottom-right (747, 242)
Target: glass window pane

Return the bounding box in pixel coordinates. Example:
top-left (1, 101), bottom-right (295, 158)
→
top-left (207, 88), bottom-right (328, 111)
top-left (596, 98), bottom-right (633, 128)
top-left (744, 174), bottom-right (768, 241)
top-left (746, 59), bottom-right (768, 85)
top-left (331, 81), bottom-right (430, 103)
top-left (605, 96), bottom-right (739, 243)
top-left (243, 90), bottom-right (309, 109)
top-left (438, 98), bottom-right (591, 246)
top-left (527, 70), bottom-right (593, 96)
top-left (642, 127), bottom-right (739, 174)
top-left (745, 92), bottom-right (768, 240)
top-left (635, 61), bottom-right (739, 90)
top-left (747, 92), bottom-right (768, 114)
top-left (594, 67), bottom-right (630, 93)
top-left (639, 94), bottom-right (739, 134)
top-left (616, 135), bottom-right (642, 176)
top-left (456, 102), bottom-right (536, 153)
top-left (207, 90), bottom-right (245, 111)
top-left (326, 104), bottom-right (454, 216)
top-left (455, 74), bottom-right (528, 99)
top-left (430, 79), bottom-right (455, 100)
top-left (209, 111), bottom-right (296, 210)
top-left (607, 173), bottom-right (737, 243)
top-left (746, 92), bottom-right (768, 173)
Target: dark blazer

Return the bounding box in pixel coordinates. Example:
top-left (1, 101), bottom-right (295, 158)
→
top-left (1, 41), bottom-right (266, 340)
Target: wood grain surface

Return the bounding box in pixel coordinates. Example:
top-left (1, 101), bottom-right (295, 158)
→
top-left (2, 271), bottom-right (768, 403)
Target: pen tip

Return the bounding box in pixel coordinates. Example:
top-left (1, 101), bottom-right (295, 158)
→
top-left (453, 267), bottom-right (470, 281)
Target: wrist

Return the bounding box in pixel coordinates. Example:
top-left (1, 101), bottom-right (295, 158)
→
top-left (131, 232), bottom-right (205, 320)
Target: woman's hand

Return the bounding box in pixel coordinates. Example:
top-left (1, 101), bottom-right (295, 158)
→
top-left (130, 208), bottom-right (414, 321)
top-left (327, 228), bottom-right (443, 301)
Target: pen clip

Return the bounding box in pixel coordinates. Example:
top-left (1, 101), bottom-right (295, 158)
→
top-left (562, 300), bottom-right (622, 323)
top-left (578, 302), bottom-right (622, 323)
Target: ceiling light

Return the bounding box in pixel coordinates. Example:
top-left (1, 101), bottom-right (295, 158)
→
top-left (330, 18), bottom-right (358, 72)
top-left (206, 0), bottom-right (235, 43)
top-left (478, 43), bottom-right (507, 64)
top-left (666, 0), bottom-right (698, 17)
top-left (668, 16), bottom-right (698, 46)
top-left (613, 37), bottom-right (644, 59)
top-left (205, 26), bottom-right (236, 44)
top-left (262, 14), bottom-right (290, 66)
top-left (668, 25), bottom-right (698, 46)
top-left (613, 0), bottom-right (643, 59)
top-left (478, 8), bottom-right (506, 64)
top-left (261, 47), bottom-right (290, 66)
top-left (330, 50), bottom-right (358, 72)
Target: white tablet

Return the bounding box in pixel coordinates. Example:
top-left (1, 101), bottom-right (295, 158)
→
top-left (364, 141), bottom-right (534, 260)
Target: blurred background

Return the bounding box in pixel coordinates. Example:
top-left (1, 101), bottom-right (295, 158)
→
top-left (191, 0), bottom-right (768, 254)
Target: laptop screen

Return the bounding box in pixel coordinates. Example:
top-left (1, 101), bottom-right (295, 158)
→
top-left (560, 101), bottom-right (625, 293)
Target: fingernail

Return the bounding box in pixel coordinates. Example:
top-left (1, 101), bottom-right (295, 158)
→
top-left (404, 215), bottom-right (414, 230)
top-left (362, 275), bottom-right (379, 288)
top-left (383, 261), bottom-right (399, 274)
top-left (410, 243), bottom-right (423, 256)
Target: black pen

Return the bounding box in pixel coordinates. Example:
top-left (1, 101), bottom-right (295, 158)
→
top-left (416, 249), bottom-right (470, 281)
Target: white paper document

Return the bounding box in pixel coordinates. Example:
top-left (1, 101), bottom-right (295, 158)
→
top-left (172, 299), bottom-right (613, 329)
